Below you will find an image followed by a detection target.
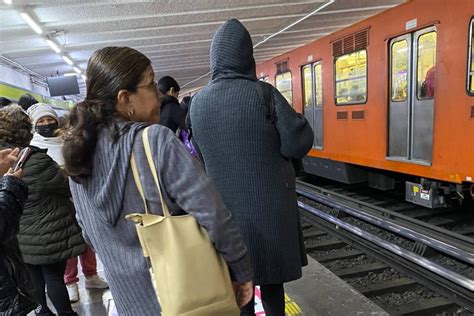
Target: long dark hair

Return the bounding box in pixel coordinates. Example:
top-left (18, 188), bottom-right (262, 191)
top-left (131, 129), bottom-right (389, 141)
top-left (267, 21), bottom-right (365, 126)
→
top-left (62, 47), bottom-right (150, 180)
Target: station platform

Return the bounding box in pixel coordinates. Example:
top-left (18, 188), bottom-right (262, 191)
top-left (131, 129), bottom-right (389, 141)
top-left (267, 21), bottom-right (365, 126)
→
top-left (29, 255), bottom-right (387, 315)
top-left (283, 255), bottom-right (388, 315)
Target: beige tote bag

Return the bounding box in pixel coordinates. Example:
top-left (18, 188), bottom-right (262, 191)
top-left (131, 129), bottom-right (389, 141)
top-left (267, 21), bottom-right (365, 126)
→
top-left (125, 127), bottom-right (239, 316)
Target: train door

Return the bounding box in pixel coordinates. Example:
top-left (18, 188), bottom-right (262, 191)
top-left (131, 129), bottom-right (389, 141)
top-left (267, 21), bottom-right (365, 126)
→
top-left (388, 27), bottom-right (437, 164)
top-left (313, 62), bottom-right (323, 148)
top-left (302, 61), bottom-right (323, 149)
top-left (302, 65), bottom-right (315, 142)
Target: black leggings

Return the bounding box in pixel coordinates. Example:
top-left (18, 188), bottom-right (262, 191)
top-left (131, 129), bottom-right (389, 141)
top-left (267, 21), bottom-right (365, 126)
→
top-left (26, 261), bottom-right (75, 315)
top-left (240, 283), bottom-right (285, 316)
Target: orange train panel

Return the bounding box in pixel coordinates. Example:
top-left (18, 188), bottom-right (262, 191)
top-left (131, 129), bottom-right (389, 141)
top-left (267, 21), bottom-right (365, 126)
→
top-left (256, 0), bottom-right (474, 184)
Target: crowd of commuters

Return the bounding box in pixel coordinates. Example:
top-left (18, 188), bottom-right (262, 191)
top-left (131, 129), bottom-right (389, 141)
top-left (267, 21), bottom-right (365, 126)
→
top-left (0, 100), bottom-right (108, 315)
top-left (0, 104), bottom-right (86, 316)
top-left (0, 18), bottom-right (313, 316)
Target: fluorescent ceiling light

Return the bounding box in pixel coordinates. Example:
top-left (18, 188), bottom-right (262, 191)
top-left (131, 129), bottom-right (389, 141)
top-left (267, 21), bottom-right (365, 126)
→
top-left (4, 0), bottom-right (12, 5)
top-left (63, 56), bottom-right (73, 65)
top-left (81, 75), bottom-right (87, 81)
top-left (46, 39), bottom-right (61, 53)
top-left (20, 12), bottom-right (43, 34)
top-left (73, 66), bottom-right (81, 74)
top-left (64, 73), bottom-right (76, 76)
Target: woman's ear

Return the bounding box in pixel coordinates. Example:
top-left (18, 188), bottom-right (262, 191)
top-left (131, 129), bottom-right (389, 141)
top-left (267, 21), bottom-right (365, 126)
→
top-left (116, 89), bottom-right (130, 113)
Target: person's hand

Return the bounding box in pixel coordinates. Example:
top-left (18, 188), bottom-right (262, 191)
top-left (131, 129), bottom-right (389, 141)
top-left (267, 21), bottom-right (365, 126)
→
top-left (0, 148), bottom-right (19, 175)
top-left (5, 167), bottom-right (22, 178)
top-left (232, 281), bottom-right (253, 308)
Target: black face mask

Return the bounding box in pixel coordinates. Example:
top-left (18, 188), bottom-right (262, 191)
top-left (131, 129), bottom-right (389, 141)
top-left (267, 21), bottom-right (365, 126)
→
top-left (36, 122), bottom-right (59, 137)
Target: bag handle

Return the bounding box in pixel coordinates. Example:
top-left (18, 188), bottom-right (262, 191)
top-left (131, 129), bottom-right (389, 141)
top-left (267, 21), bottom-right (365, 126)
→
top-left (256, 81), bottom-right (276, 124)
top-left (129, 127), bottom-right (170, 217)
top-left (142, 127), bottom-right (171, 217)
top-left (130, 154), bottom-right (149, 214)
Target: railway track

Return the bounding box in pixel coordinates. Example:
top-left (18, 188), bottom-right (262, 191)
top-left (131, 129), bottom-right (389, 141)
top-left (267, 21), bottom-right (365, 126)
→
top-left (297, 179), bottom-right (474, 315)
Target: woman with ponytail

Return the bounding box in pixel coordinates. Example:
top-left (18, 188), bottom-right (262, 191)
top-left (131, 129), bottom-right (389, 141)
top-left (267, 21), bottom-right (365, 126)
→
top-left (62, 47), bottom-right (253, 315)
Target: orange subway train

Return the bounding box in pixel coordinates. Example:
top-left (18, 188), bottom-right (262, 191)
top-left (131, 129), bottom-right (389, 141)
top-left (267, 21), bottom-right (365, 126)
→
top-left (256, 0), bottom-right (474, 208)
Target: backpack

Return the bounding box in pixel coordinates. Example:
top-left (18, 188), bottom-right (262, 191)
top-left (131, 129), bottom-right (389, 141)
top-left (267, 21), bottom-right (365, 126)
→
top-left (176, 128), bottom-right (198, 158)
top-left (180, 97), bottom-right (204, 161)
top-left (255, 81), bottom-right (277, 124)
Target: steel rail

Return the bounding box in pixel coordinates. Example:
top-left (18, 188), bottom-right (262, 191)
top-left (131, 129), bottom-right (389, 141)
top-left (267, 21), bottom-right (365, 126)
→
top-left (296, 183), bottom-right (474, 265)
top-left (297, 180), bottom-right (473, 244)
top-left (298, 201), bottom-right (474, 292)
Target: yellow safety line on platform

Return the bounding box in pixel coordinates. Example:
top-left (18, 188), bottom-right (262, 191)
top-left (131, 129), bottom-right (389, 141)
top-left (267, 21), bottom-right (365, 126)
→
top-left (285, 293), bottom-right (302, 315)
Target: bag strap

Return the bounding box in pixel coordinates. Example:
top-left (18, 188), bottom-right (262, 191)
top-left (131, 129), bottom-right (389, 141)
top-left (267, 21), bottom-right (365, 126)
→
top-left (130, 154), bottom-right (149, 214)
top-left (130, 127), bottom-right (170, 217)
top-left (255, 81), bottom-right (276, 124)
top-left (142, 127), bottom-right (171, 217)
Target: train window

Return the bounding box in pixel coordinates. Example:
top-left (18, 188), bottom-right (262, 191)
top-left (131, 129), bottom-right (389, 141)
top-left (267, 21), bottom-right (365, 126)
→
top-left (314, 62), bottom-right (323, 107)
top-left (469, 19), bottom-right (474, 94)
top-left (302, 66), bottom-right (312, 109)
top-left (275, 71), bottom-right (293, 106)
top-left (417, 31), bottom-right (437, 99)
top-left (335, 49), bottom-right (367, 105)
top-left (391, 40), bottom-right (408, 102)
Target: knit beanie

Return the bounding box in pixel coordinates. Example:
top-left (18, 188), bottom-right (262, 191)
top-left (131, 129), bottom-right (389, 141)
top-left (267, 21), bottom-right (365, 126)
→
top-left (27, 103), bottom-right (59, 127)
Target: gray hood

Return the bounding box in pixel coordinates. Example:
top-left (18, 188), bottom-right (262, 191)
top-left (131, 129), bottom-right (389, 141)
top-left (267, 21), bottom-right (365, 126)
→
top-left (72, 121), bottom-right (145, 227)
top-left (210, 19), bottom-right (257, 81)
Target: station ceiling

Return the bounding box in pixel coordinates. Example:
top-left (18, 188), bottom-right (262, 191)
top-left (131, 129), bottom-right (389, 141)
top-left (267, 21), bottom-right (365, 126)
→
top-left (0, 0), bottom-right (405, 96)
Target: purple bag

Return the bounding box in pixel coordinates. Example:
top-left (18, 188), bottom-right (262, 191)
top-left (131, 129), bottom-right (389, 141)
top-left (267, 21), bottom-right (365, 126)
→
top-left (178, 129), bottom-right (198, 157)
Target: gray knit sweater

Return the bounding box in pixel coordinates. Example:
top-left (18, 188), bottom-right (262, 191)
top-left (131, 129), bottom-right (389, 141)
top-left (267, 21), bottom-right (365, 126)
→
top-left (190, 19), bottom-right (314, 285)
top-left (70, 122), bottom-right (252, 315)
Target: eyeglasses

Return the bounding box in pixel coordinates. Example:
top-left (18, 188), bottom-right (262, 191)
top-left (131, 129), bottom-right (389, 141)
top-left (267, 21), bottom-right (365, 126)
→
top-left (136, 81), bottom-right (158, 91)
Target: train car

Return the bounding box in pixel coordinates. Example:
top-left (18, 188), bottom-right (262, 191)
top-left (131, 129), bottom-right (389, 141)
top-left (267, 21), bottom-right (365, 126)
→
top-left (256, 0), bottom-right (474, 208)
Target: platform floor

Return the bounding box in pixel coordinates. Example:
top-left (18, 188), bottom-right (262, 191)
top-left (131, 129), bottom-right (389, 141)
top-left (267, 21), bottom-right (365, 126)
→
top-left (26, 261), bottom-right (112, 316)
top-left (29, 255), bottom-right (388, 315)
top-left (284, 255), bottom-right (388, 315)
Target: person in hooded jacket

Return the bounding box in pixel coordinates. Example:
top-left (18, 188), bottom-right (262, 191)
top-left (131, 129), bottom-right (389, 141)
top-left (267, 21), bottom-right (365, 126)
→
top-left (0, 147), bottom-right (38, 316)
top-left (0, 104), bottom-right (86, 316)
top-left (158, 75), bottom-right (187, 133)
top-left (190, 19), bottom-right (314, 316)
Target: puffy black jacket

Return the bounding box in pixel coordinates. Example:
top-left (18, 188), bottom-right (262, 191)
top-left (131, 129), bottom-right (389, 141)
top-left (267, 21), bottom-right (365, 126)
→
top-left (14, 146), bottom-right (86, 264)
top-left (159, 95), bottom-right (187, 133)
top-left (0, 176), bottom-right (38, 316)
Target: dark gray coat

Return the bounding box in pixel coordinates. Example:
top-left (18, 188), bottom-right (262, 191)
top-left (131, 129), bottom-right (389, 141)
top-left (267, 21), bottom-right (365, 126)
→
top-left (190, 19), bottom-right (314, 285)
